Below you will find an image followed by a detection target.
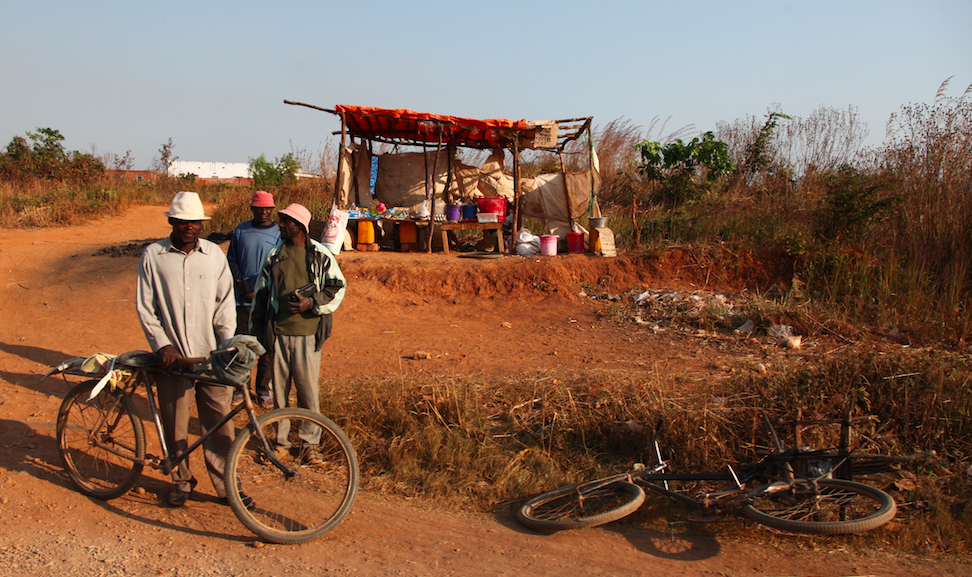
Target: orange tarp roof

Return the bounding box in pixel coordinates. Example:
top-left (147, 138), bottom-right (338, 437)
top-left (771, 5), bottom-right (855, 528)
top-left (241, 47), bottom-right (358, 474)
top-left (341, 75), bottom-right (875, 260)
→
top-left (334, 104), bottom-right (533, 149)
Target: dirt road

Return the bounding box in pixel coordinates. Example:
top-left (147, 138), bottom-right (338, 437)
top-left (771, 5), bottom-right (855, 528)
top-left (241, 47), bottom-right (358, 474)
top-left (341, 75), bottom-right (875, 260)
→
top-left (0, 205), bottom-right (966, 576)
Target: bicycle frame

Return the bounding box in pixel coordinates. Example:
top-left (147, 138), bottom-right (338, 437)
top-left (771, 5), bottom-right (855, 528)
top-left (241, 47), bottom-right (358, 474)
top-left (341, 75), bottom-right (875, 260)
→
top-left (66, 362), bottom-right (295, 478)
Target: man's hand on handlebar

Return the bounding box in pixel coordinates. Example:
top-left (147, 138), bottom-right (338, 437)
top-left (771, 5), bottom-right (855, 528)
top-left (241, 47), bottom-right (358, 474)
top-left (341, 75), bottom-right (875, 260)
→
top-left (157, 345), bottom-right (183, 372)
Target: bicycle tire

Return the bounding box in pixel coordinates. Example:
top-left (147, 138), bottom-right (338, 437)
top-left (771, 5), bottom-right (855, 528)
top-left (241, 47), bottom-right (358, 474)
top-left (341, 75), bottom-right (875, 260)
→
top-left (226, 408), bottom-right (359, 544)
top-left (517, 480), bottom-right (646, 532)
top-left (742, 479), bottom-right (897, 535)
top-left (56, 380), bottom-right (145, 499)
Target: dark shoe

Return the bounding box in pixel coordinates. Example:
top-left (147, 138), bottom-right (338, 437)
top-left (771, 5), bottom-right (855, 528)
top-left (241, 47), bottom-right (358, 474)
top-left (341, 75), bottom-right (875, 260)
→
top-left (167, 489), bottom-right (189, 507)
top-left (166, 478), bottom-right (198, 507)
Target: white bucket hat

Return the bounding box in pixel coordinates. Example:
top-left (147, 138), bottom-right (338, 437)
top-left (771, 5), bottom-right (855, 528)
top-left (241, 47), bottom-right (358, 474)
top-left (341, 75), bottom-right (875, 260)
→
top-left (164, 191), bottom-right (210, 221)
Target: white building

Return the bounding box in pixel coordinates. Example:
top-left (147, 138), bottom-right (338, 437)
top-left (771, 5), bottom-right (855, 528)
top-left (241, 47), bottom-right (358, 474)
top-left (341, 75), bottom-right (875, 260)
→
top-left (168, 160), bottom-right (250, 179)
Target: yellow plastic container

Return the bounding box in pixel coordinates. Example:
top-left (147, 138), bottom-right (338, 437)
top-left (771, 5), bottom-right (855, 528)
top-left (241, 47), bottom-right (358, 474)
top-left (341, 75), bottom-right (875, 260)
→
top-left (357, 220), bottom-right (375, 244)
top-left (398, 221), bottom-right (417, 244)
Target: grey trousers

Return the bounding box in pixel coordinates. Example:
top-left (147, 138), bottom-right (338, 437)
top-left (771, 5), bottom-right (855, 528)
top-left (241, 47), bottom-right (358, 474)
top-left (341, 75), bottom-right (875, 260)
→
top-left (156, 373), bottom-right (234, 497)
top-left (272, 334), bottom-right (322, 446)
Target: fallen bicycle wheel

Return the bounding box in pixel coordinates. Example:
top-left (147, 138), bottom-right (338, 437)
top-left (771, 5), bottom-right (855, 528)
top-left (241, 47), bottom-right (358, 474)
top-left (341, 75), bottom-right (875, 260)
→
top-left (742, 479), bottom-right (897, 535)
top-left (226, 408), bottom-right (358, 544)
top-left (57, 380), bottom-right (145, 499)
top-left (517, 480), bottom-right (645, 532)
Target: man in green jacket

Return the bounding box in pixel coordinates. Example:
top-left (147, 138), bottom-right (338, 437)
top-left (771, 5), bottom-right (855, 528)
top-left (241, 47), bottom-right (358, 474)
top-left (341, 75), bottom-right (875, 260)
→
top-left (250, 203), bottom-right (346, 464)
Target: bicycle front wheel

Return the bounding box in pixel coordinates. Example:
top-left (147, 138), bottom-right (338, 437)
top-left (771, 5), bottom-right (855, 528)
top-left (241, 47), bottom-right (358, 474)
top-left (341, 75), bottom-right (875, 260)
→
top-left (743, 479), bottom-right (897, 535)
top-left (226, 408), bottom-right (359, 544)
top-left (56, 380), bottom-right (145, 499)
top-left (517, 480), bottom-right (645, 532)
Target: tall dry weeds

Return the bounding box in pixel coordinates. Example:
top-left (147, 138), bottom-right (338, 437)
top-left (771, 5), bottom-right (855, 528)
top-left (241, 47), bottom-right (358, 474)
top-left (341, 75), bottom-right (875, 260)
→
top-left (878, 78), bottom-right (972, 336)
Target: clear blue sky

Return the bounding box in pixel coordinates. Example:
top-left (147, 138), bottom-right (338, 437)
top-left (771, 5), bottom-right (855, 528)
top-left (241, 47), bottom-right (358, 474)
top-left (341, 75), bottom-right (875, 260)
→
top-left (2, 1), bottom-right (969, 170)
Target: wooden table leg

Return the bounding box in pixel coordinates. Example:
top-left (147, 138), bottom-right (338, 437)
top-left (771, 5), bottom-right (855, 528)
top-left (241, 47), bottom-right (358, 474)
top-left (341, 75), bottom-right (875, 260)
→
top-left (495, 228), bottom-right (504, 253)
top-left (441, 226), bottom-right (450, 255)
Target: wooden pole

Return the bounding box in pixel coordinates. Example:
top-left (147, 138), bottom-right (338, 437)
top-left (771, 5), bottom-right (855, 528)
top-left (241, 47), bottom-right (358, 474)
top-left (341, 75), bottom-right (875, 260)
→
top-left (587, 120), bottom-right (596, 219)
top-left (512, 138), bottom-right (521, 253)
top-left (559, 150), bottom-right (574, 231)
top-left (444, 143), bottom-right (454, 205)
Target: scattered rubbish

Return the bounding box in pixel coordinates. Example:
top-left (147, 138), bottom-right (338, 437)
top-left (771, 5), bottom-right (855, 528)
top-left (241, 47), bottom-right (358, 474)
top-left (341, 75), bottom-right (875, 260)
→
top-left (733, 319), bottom-right (755, 337)
top-left (412, 351), bottom-right (433, 360)
top-left (515, 228), bottom-right (541, 256)
top-left (500, 322), bottom-right (513, 329)
top-left (768, 325), bottom-right (802, 348)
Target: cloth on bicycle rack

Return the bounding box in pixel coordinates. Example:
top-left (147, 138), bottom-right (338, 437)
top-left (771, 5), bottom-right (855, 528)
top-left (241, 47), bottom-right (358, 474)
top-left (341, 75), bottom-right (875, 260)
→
top-left (212, 335), bottom-right (267, 385)
top-left (78, 353), bottom-right (132, 400)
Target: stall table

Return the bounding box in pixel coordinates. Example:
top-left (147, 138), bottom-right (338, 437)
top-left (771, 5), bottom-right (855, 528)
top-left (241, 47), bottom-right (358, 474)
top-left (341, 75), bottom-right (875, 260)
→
top-left (439, 222), bottom-right (504, 255)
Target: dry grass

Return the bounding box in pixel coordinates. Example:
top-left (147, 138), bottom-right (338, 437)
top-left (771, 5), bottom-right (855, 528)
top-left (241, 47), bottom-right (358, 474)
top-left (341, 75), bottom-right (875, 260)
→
top-left (319, 343), bottom-right (972, 554)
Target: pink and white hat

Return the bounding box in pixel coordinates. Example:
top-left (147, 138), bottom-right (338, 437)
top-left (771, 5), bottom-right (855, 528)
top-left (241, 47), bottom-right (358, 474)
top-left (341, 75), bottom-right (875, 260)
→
top-left (278, 203), bottom-right (311, 232)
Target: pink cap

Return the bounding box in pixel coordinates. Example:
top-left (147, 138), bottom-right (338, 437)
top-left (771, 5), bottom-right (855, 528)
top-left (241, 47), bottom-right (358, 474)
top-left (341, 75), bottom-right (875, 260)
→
top-left (251, 190), bottom-right (275, 207)
top-left (278, 203), bottom-right (311, 232)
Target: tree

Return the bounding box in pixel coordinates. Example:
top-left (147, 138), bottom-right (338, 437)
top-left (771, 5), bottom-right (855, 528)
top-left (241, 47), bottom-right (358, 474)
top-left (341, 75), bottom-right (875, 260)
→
top-left (248, 152), bottom-right (299, 188)
top-left (636, 131), bottom-right (734, 207)
top-left (151, 138), bottom-right (177, 175)
top-left (26, 127), bottom-right (68, 179)
top-left (0, 128), bottom-right (103, 182)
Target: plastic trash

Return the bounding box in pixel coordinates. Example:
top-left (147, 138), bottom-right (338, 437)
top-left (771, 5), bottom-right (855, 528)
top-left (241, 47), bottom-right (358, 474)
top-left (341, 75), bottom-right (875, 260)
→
top-left (733, 319), bottom-right (755, 337)
top-left (515, 228), bottom-right (541, 256)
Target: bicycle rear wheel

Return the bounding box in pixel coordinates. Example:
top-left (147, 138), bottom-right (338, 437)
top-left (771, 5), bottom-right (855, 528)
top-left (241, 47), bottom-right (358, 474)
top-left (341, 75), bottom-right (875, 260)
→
top-left (56, 380), bottom-right (145, 499)
top-left (517, 480), bottom-right (645, 532)
top-left (226, 408), bottom-right (358, 544)
top-left (743, 479), bottom-right (897, 534)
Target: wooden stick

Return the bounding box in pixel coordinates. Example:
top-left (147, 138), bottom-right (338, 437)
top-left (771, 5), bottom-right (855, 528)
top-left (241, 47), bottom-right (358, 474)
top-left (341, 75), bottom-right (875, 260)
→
top-left (283, 100), bottom-right (335, 114)
top-left (512, 139), bottom-right (521, 252)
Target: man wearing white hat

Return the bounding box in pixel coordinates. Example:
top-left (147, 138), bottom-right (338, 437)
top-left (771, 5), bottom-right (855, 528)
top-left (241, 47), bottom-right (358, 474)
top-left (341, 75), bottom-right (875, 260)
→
top-left (136, 191), bottom-right (237, 507)
top-left (251, 203), bottom-right (346, 465)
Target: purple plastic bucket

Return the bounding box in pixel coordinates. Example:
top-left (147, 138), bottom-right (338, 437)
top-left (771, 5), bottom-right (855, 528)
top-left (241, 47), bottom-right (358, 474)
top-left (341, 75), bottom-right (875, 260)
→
top-left (445, 204), bottom-right (461, 222)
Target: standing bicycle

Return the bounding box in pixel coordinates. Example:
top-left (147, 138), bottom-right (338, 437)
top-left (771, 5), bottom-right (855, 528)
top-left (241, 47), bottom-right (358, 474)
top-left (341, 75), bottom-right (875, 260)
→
top-left (47, 345), bottom-right (358, 544)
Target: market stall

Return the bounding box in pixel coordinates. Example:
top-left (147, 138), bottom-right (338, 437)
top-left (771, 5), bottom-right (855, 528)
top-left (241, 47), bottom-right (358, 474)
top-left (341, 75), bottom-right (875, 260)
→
top-left (283, 101), bottom-right (601, 253)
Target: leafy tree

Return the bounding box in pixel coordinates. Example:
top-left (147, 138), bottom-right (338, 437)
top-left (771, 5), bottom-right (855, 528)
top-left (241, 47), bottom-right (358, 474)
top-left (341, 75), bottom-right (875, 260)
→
top-left (248, 152), bottom-right (299, 188)
top-left (636, 131), bottom-right (734, 207)
top-left (0, 127), bottom-right (103, 181)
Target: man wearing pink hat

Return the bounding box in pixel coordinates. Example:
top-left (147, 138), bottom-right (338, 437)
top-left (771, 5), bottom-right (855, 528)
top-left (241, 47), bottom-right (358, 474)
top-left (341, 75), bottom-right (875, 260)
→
top-left (250, 203), bottom-right (346, 464)
top-left (227, 190), bottom-right (280, 407)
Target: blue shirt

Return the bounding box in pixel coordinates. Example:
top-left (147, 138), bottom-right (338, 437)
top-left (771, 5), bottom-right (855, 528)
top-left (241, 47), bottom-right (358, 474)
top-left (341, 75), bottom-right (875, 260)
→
top-left (227, 221), bottom-right (281, 306)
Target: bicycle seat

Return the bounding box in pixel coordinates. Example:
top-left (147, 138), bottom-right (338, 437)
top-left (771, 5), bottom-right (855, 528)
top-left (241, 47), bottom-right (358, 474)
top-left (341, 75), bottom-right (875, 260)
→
top-left (117, 350), bottom-right (162, 368)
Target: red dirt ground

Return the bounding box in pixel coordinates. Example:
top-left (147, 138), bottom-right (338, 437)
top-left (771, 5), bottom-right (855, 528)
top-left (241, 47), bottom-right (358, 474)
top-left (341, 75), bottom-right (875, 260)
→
top-left (0, 205), bottom-right (967, 576)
